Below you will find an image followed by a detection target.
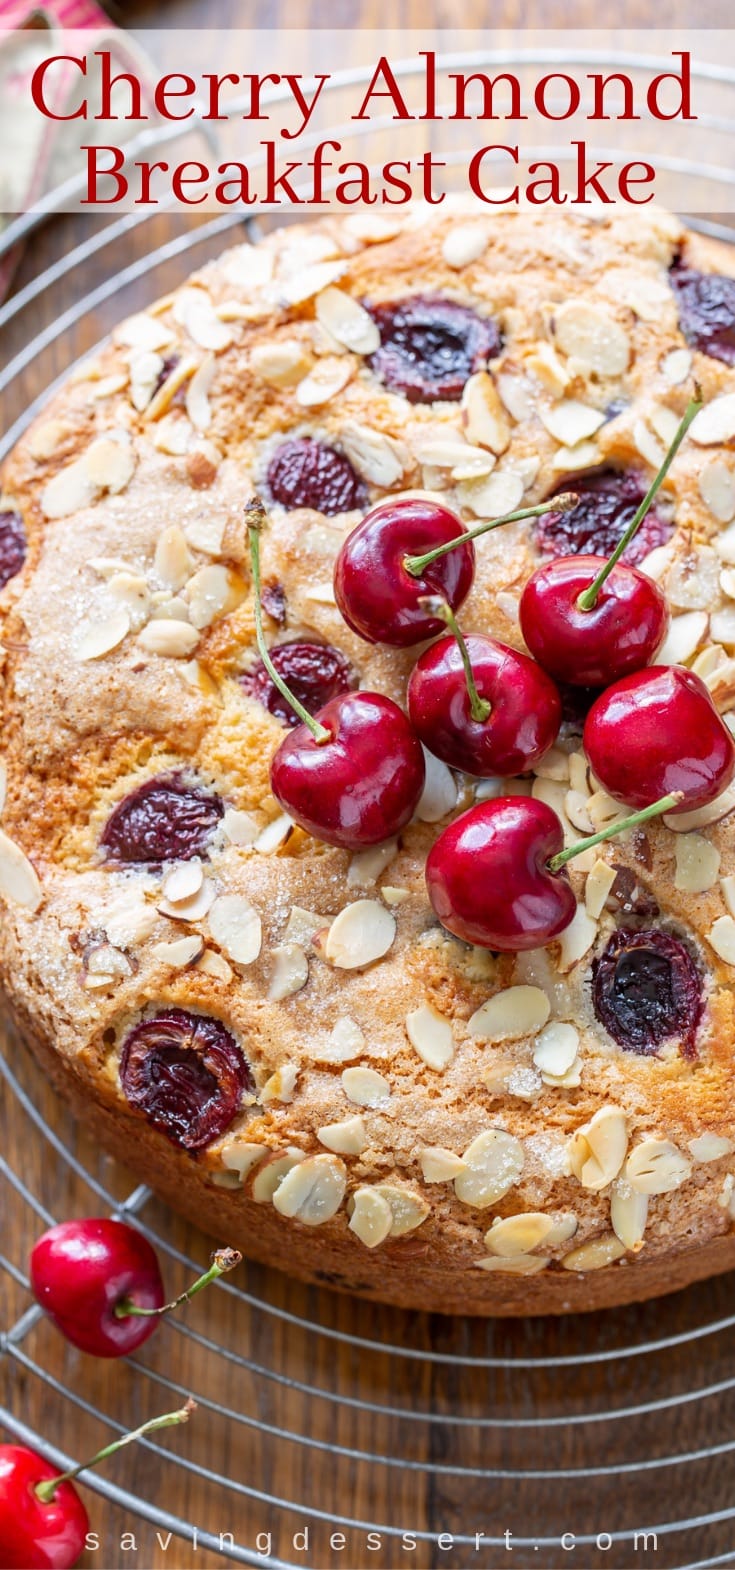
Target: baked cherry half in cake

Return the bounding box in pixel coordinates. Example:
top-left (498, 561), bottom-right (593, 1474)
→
top-left (120, 1009), bottom-right (253, 1151)
top-left (334, 496), bottom-right (474, 647)
top-left (593, 927), bottom-right (703, 1057)
top-left (670, 262), bottom-right (735, 365)
top-left (534, 471), bottom-right (672, 564)
top-left (0, 509), bottom-right (27, 590)
top-left (100, 775), bottom-right (224, 864)
top-left (266, 437), bottom-right (364, 515)
top-left (584, 667), bottom-right (735, 813)
top-left (367, 296), bottom-right (502, 403)
top-left (241, 641), bottom-right (356, 726)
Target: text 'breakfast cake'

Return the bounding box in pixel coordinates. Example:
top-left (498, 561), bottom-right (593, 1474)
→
top-left (4, 201), bottom-right (735, 1314)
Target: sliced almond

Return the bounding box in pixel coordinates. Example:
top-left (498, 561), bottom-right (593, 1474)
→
top-left (455, 470), bottom-right (524, 520)
top-left (689, 1133), bottom-right (734, 1161)
top-left (315, 286), bottom-right (379, 354)
top-left (174, 287), bottom-right (232, 351)
top-left (533, 1021), bottom-right (579, 1080)
top-left (711, 609), bottom-right (735, 648)
top-left (268, 942), bottom-right (308, 1001)
top-left (496, 371), bottom-right (534, 422)
top-left (551, 439), bottom-right (601, 472)
top-left (260, 1062), bottom-right (298, 1105)
top-left (568, 1107), bottom-right (628, 1191)
top-left (137, 620), bottom-right (199, 658)
top-left (221, 1141), bottom-right (265, 1181)
top-left (208, 894), bottom-right (262, 966)
top-left (406, 1003), bottom-right (454, 1070)
top-left (462, 371), bottom-right (511, 455)
top-left (454, 1130), bottom-right (524, 1209)
top-left (324, 900), bottom-right (395, 969)
top-left (158, 878), bottom-right (215, 923)
top-left (296, 357), bottom-right (353, 408)
top-left (341, 1065), bottom-right (391, 1107)
top-left (699, 459), bottom-right (735, 523)
top-left (253, 814), bottom-right (293, 854)
top-left (664, 784), bottom-right (735, 831)
top-left (674, 833), bottom-right (721, 894)
top-left (221, 808), bottom-right (260, 847)
top-left (441, 224), bottom-right (488, 269)
top-left (708, 914), bottom-right (735, 966)
top-left (151, 934), bottom-right (204, 969)
top-left (690, 394), bottom-right (735, 447)
top-left (186, 564), bottom-right (239, 631)
top-left (557, 904), bottom-right (598, 973)
top-left (107, 573), bottom-right (150, 632)
top-left (348, 1188), bottom-right (393, 1247)
top-left (565, 788), bottom-right (594, 834)
top-left (373, 1184), bottom-right (430, 1236)
top-left (222, 245), bottom-right (275, 290)
top-left (195, 947), bottom-right (233, 982)
top-left (585, 858), bottom-right (617, 918)
top-left (279, 260), bottom-right (346, 306)
top-left (610, 1181), bottom-right (649, 1251)
top-left (419, 1146), bottom-right (466, 1182)
top-left (272, 1153), bottom-right (347, 1225)
top-left (539, 400), bottom-right (605, 446)
top-left (485, 1211), bottom-right (577, 1258)
top-left (468, 986), bottom-right (550, 1041)
top-left (340, 422), bottom-right (409, 487)
top-left (250, 339), bottom-right (312, 387)
top-left (562, 1234), bottom-right (626, 1272)
top-left (552, 300), bottom-right (630, 376)
top-left (162, 859), bottom-right (203, 904)
top-left (415, 747), bottom-right (457, 823)
top-left (284, 905), bottom-right (326, 946)
top-left (657, 610), bottom-right (708, 665)
top-left (626, 1139), bottom-right (691, 1195)
top-left (74, 607), bottom-right (130, 662)
top-left (251, 1149), bottom-right (305, 1204)
top-left (661, 347), bottom-right (693, 384)
top-left (314, 1016), bottom-right (365, 1064)
top-left (382, 885), bottom-right (410, 905)
top-left (533, 747), bottom-right (570, 783)
top-left (115, 312), bottom-right (175, 352)
top-left (185, 355), bottom-right (216, 432)
top-left (317, 1114), bottom-right (367, 1156)
top-left (476, 1254), bottom-right (549, 1275)
top-left (347, 838), bottom-right (398, 888)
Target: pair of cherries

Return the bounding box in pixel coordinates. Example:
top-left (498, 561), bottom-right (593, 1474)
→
top-left (1, 1222), bottom-right (235, 1568)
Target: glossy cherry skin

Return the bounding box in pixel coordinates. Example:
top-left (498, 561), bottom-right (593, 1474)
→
top-left (584, 666), bottom-right (735, 812)
top-left (425, 797), bottom-right (576, 951)
top-left (271, 690), bottom-right (425, 850)
top-left (0, 1446), bottom-right (88, 1570)
top-left (407, 634), bottom-right (562, 777)
top-left (30, 1219), bottom-right (165, 1359)
top-left (519, 554), bottom-right (669, 688)
top-left (333, 497), bottom-right (474, 648)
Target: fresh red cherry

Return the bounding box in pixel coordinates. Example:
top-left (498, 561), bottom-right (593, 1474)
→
top-left (0, 1445), bottom-right (89, 1570)
top-left (407, 613), bottom-right (561, 777)
top-left (520, 396), bottom-right (700, 687)
top-left (271, 690), bottom-right (424, 849)
top-left (426, 791), bottom-right (681, 952)
top-left (0, 1403), bottom-right (195, 1570)
top-left (520, 554), bottom-right (669, 687)
top-left (584, 665), bottom-right (735, 813)
top-left (30, 1219), bottom-right (240, 1360)
top-left (333, 496), bottom-right (475, 647)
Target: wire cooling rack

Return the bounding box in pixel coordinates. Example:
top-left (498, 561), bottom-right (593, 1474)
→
top-left (3, 48), bottom-right (735, 1570)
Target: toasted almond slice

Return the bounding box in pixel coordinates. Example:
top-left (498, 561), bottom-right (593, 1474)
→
top-left (283, 905), bottom-right (325, 946)
top-left (674, 833), bottom-right (721, 894)
top-left (664, 785), bottom-right (735, 832)
top-left (107, 573), bottom-right (150, 631)
top-left (195, 947), bottom-right (233, 982)
top-left (610, 1182), bottom-right (649, 1251)
top-left (341, 1066), bottom-right (391, 1106)
top-left (568, 1107), bottom-right (628, 1191)
top-left (315, 1016), bottom-right (366, 1064)
top-left (324, 900), bottom-right (396, 969)
top-left (442, 223), bottom-right (489, 269)
top-left (406, 1003), bottom-right (454, 1070)
top-left (558, 904), bottom-right (598, 973)
top-left (260, 1062), bottom-right (298, 1105)
top-left (476, 1254), bottom-right (550, 1275)
top-left (279, 260), bottom-right (347, 306)
top-left (268, 942), bottom-right (308, 1001)
top-left (220, 1141), bottom-right (265, 1180)
top-left (272, 1153), bottom-right (347, 1224)
top-left (415, 747), bottom-right (457, 823)
top-left (699, 459), bottom-right (735, 523)
top-left (184, 355), bottom-right (215, 432)
top-left (461, 370), bottom-right (511, 454)
top-left (485, 1211), bottom-right (577, 1257)
top-left (222, 245), bottom-right (275, 289)
top-left (115, 312), bottom-right (175, 352)
top-left (454, 1130), bottom-right (525, 1209)
top-left (296, 357), bottom-right (353, 408)
top-left (708, 914), bottom-right (735, 965)
top-left (419, 1146), bottom-right (466, 1182)
top-left (373, 1183), bottom-right (430, 1236)
top-left (714, 522), bottom-right (735, 568)
top-left (562, 1234), bottom-right (626, 1272)
top-left (250, 339), bottom-right (312, 387)
top-left (151, 934), bottom-right (204, 969)
top-left (469, 985), bottom-right (550, 1041)
top-left (565, 788), bottom-right (594, 834)
top-left (220, 808), bottom-right (259, 846)
top-left (74, 607), bottom-right (131, 662)
top-left (347, 838), bottom-right (398, 888)
top-left (348, 1188), bottom-right (393, 1247)
top-left (690, 393), bottom-right (735, 447)
top-left (585, 858), bottom-right (617, 918)
top-left (626, 1139), bottom-right (691, 1195)
top-left (162, 859), bottom-right (204, 904)
top-left (553, 300), bottom-right (630, 376)
top-left (340, 422), bottom-right (409, 486)
top-left (316, 286), bottom-right (380, 354)
top-left (689, 1133), bottom-right (734, 1161)
top-left (661, 347), bottom-right (693, 384)
top-left (158, 878), bottom-right (216, 923)
top-left (381, 885), bottom-right (410, 906)
top-left (533, 746), bottom-right (570, 783)
top-left (208, 894), bottom-right (262, 966)
top-left (496, 371), bottom-right (534, 422)
top-left (186, 564), bottom-right (240, 631)
top-left (174, 287), bottom-right (233, 351)
top-left (137, 620), bottom-right (200, 658)
top-left (253, 814), bottom-right (293, 854)
top-left (128, 349), bottom-right (163, 411)
top-left (252, 1149), bottom-right (305, 1204)
top-left (711, 609), bottom-right (735, 648)
top-left (456, 470), bottom-right (524, 520)
top-left (551, 439), bottom-right (601, 472)
top-left (657, 610), bottom-right (708, 665)
top-left (533, 1022), bottom-right (579, 1079)
top-left (317, 1114), bottom-right (367, 1156)
top-left (539, 399), bottom-right (606, 446)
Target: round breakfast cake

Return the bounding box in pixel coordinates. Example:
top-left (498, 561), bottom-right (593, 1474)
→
top-left (3, 201), bottom-right (735, 1315)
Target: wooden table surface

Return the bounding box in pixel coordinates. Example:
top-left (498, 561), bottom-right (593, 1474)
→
top-left (3, 4), bottom-right (735, 1567)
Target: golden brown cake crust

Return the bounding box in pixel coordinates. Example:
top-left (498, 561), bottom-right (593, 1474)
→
top-left (4, 203), bottom-right (735, 1314)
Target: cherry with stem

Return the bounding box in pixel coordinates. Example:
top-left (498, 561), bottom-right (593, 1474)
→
top-left (402, 493), bottom-right (579, 578)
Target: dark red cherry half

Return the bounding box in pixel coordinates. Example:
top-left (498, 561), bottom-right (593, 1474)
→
top-left (0, 510), bottom-right (27, 590)
top-left (241, 640), bottom-right (356, 726)
top-left (584, 666), bottom-right (735, 813)
top-left (266, 438), bottom-right (365, 515)
top-left (670, 263), bottom-right (735, 365)
top-left (592, 927), bottom-right (703, 1057)
top-left (407, 634), bottom-right (561, 777)
top-left (534, 471), bottom-right (672, 565)
top-left (367, 296), bottom-right (502, 403)
top-left (333, 496), bottom-right (474, 647)
top-left (271, 690), bottom-right (425, 851)
top-left (120, 1009), bottom-right (253, 1150)
top-left (425, 797), bottom-right (576, 952)
top-left (100, 775), bottom-right (224, 864)
top-left (519, 554), bottom-right (669, 687)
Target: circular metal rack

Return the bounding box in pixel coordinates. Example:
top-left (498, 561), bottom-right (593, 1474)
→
top-left (3, 47), bottom-right (735, 1570)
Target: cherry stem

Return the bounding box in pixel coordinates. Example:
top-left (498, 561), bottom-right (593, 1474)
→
top-left (34, 1399), bottom-right (196, 1504)
top-left (576, 389), bottom-right (703, 612)
top-left (419, 596), bottom-right (491, 723)
top-left (246, 496), bottom-right (331, 745)
top-left (115, 1247), bottom-right (241, 1322)
top-left (548, 791), bottom-right (683, 873)
top-left (402, 493), bottom-right (579, 578)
